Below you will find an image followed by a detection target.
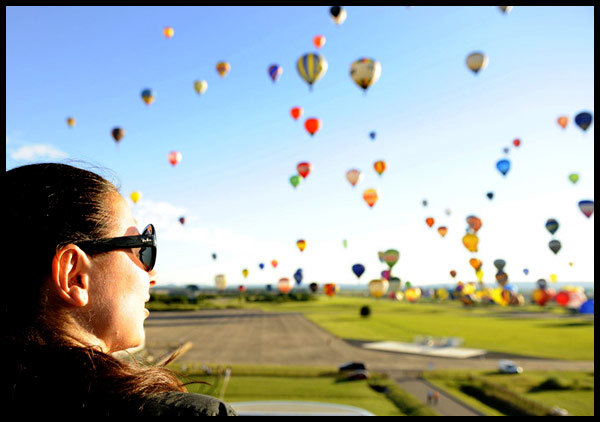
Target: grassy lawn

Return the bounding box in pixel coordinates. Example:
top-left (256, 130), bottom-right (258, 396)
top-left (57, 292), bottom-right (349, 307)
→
top-left (169, 363), bottom-right (404, 416)
top-left (424, 370), bottom-right (594, 416)
top-left (239, 295), bottom-right (594, 361)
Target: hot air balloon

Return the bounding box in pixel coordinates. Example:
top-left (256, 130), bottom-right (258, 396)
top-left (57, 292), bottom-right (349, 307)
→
top-left (545, 218), bottom-right (559, 235)
top-left (437, 226), bottom-right (448, 238)
top-left (215, 274), bottom-right (226, 291)
top-left (578, 200), bottom-right (594, 218)
top-left (66, 117), bottom-right (75, 127)
top-left (294, 269), bottom-right (303, 285)
top-left (216, 61), bottom-right (230, 77)
top-left (466, 52), bottom-right (488, 74)
top-left (242, 269), bottom-right (249, 278)
top-left (466, 216), bottom-right (482, 232)
top-left (350, 58), bottom-right (382, 93)
top-left (271, 260), bottom-right (278, 268)
top-left (550, 273), bottom-right (558, 283)
top-left (549, 239), bottom-right (561, 254)
top-left (422, 199), bottom-right (428, 207)
top-left (313, 34), bottom-right (326, 48)
top-left (523, 268), bottom-right (529, 275)
top-left (290, 106), bottom-right (303, 120)
top-left (112, 127), bottom-right (125, 144)
top-left (513, 138), bottom-right (521, 147)
top-left (329, 6), bottom-right (347, 25)
top-left (469, 258), bottom-right (482, 271)
top-left (557, 116), bottom-right (569, 129)
top-left (168, 151), bottom-right (182, 167)
top-left (382, 249), bottom-right (399, 269)
top-left (130, 191), bottom-right (142, 204)
top-left (212, 253), bottom-right (217, 260)
top-left (278, 278), bottom-right (291, 294)
top-left (290, 175), bottom-right (301, 188)
top-left (297, 162), bottom-right (311, 178)
top-left (495, 271), bottom-right (508, 286)
top-left (374, 160), bottom-right (386, 175)
top-left (304, 117), bottom-right (321, 136)
top-left (368, 279), bottom-right (389, 299)
top-left (259, 262), bottom-right (264, 269)
top-left (450, 270), bottom-right (457, 278)
top-left (296, 239), bottom-right (306, 252)
top-left (346, 169), bottom-right (362, 187)
top-left (179, 217), bottom-right (185, 225)
top-left (498, 6), bottom-right (513, 13)
top-left (194, 80), bottom-right (208, 95)
top-left (381, 270), bottom-right (391, 281)
top-left (267, 64), bottom-right (283, 83)
top-left (579, 299), bottom-right (594, 314)
top-left (343, 239), bottom-right (348, 248)
top-left (493, 259), bottom-right (506, 271)
top-left (238, 285), bottom-right (246, 293)
top-left (496, 159), bottom-right (510, 176)
top-left (141, 89), bottom-right (154, 105)
top-left (163, 26), bottom-right (174, 38)
top-left (363, 188), bottom-right (378, 208)
top-left (532, 288), bottom-right (554, 306)
top-left (574, 111), bottom-right (593, 131)
top-left (324, 283), bottom-right (337, 297)
top-left (486, 191), bottom-right (494, 200)
top-left (369, 131), bottom-right (376, 140)
top-left (352, 264), bottom-right (365, 279)
top-left (309, 282), bottom-right (318, 293)
top-left (462, 233), bottom-right (479, 253)
top-left (297, 53), bottom-right (328, 91)
top-left (537, 278), bottom-right (548, 289)
top-left (425, 217), bottom-right (435, 228)
top-left (405, 287), bottom-right (422, 303)
top-left (568, 173), bottom-right (579, 184)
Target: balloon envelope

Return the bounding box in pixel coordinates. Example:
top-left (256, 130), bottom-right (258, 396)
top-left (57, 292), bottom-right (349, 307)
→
top-left (466, 52), bottom-right (488, 74)
top-left (382, 249), bottom-right (400, 269)
top-left (548, 239), bottom-right (562, 254)
top-left (578, 200), bottom-right (594, 218)
top-left (271, 260), bottom-right (278, 268)
top-left (557, 116), bottom-right (568, 129)
top-left (242, 269), bottom-right (249, 278)
top-left (373, 160), bottom-right (386, 175)
top-left (163, 26), bottom-right (174, 38)
top-left (363, 188), bottom-right (378, 207)
top-left (346, 169), bottom-right (362, 187)
top-left (215, 274), bottom-right (226, 290)
top-left (469, 258), bottom-right (482, 270)
top-left (278, 278), bottom-right (292, 294)
top-left (168, 151), bottom-right (182, 167)
top-left (296, 239), bottom-right (306, 252)
top-left (112, 127), bottom-right (125, 143)
top-left (329, 6), bottom-right (347, 25)
top-left (66, 117), bottom-right (75, 127)
top-left (216, 61), bottom-right (230, 77)
top-left (324, 283), bottom-right (337, 297)
top-left (574, 111), bottom-right (593, 131)
top-left (290, 106), bottom-right (303, 120)
top-left (462, 233), bottom-right (479, 253)
top-left (568, 173), bottom-right (579, 184)
top-left (352, 264), bottom-right (365, 279)
top-left (130, 191), bottom-right (142, 204)
top-left (194, 80), bottom-right (208, 95)
top-left (496, 159), bottom-right (510, 176)
top-left (304, 117), bottom-right (321, 136)
top-left (268, 64), bottom-right (283, 82)
top-left (297, 53), bottom-right (328, 89)
top-left (297, 162), bottom-right (311, 178)
top-left (141, 88), bottom-right (154, 105)
top-left (493, 259), bottom-right (506, 271)
top-left (579, 299), bottom-right (594, 314)
top-left (350, 58), bottom-right (382, 92)
top-left (368, 279), bottom-right (389, 298)
top-left (437, 226), bottom-right (448, 237)
top-left (466, 216), bottom-right (482, 232)
top-left (289, 175), bottom-right (301, 188)
top-left (425, 217), bottom-right (434, 228)
top-left (545, 218), bottom-right (559, 235)
top-left (313, 35), bottom-right (326, 48)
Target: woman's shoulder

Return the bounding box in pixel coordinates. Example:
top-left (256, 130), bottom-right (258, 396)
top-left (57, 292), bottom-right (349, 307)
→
top-left (139, 391), bottom-right (238, 416)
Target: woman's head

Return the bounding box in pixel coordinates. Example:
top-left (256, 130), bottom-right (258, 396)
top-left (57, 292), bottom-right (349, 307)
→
top-left (5, 162), bottom-right (157, 353)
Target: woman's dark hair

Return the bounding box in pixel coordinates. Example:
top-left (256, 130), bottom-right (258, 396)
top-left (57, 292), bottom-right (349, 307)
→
top-left (4, 163), bottom-right (186, 414)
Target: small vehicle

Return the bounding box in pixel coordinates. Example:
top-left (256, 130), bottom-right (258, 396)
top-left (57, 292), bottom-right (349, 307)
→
top-left (498, 359), bottom-right (523, 374)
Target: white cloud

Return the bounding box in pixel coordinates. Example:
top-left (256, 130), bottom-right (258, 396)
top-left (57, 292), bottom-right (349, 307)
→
top-left (10, 144), bottom-right (68, 161)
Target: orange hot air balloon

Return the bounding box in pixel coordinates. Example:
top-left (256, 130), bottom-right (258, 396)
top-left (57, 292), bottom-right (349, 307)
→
top-left (557, 116), bottom-right (568, 129)
top-left (324, 283), bottom-right (337, 297)
top-left (297, 239), bottom-right (306, 252)
top-left (462, 233), bottom-right (479, 253)
top-left (163, 26), bottom-right (174, 38)
top-left (469, 258), bottom-right (482, 271)
top-left (313, 34), bottom-right (326, 49)
top-left (425, 217), bottom-right (435, 228)
top-left (297, 162), bottom-right (311, 178)
top-left (346, 169), bottom-right (362, 187)
top-left (168, 151), bottom-right (182, 167)
top-left (271, 260), bottom-right (278, 268)
top-left (290, 106), bottom-right (303, 120)
top-left (363, 189), bottom-right (378, 208)
top-left (304, 117), bottom-right (321, 136)
top-left (66, 117), bottom-right (75, 127)
top-left (437, 226), bottom-right (448, 237)
top-left (466, 215), bottom-right (482, 232)
top-left (216, 61), bottom-right (231, 77)
top-left (374, 160), bottom-right (386, 176)
top-left (278, 278), bottom-right (292, 294)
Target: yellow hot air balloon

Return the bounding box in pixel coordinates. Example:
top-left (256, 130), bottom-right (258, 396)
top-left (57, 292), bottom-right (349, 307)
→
top-left (216, 61), bottom-right (230, 77)
top-left (66, 117), bottom-right (75, 127)
top-left (466, 52), bottom-right (489, 74)
top-left (405, 287), bottom-right (422, 303)
top-left (363, 188), bottom-right (378, 208)
top-left (242, 269), bottom-right (249, 278)
top-left (163, 26), bottom-right (174, 38)
top-left (194, 80), bottom-right (208, 95)
top-left (476, 269), bottom-right (484, 283)
top-left (350, 58), bottom-right (382, 93)
top-left (296, 53), bottom-right (328, 91)
top-left (215, 274), bottom-right (226, 291)
top-left (296, 239), bottom-right (306, 252)
top-left (368, 279), bottom-right (389, 298)
top-left (462, 233), bottom-right (479, 252)
top-left (130, 191), bottom-right (142, 204)
top-left (550, 273), bottom-right (558, 283)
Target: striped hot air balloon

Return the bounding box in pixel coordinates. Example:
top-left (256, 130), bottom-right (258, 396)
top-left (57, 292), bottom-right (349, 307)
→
top-left (296, 53), bottom-right (328, 91)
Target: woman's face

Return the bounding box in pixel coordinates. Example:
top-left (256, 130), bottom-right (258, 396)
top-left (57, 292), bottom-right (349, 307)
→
top-left (87, 193), bottom-right (157, 353)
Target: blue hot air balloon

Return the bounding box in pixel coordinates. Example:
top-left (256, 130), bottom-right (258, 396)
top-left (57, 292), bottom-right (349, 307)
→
top-left (523, 268), bottom-right (529, 276)
top-left (579, 299), bottom-right (594, 314)
top-left (294, 269), bottom-right (303, 285)
top-left (545, 218), bottom-right (559, 235)
top-left (212, 253), bottom-right (217, 260)
top-left (369, 131), bottom-right (376, 140)
top-left (496, 159), bottom-right (510, 176)
top-left (574, 111), bottom-right (593, 132)
top-left (268, 64), bottom-right (282, 83)
top-left (259, 262), bottom-right (265, 270)
top-left (352, 264), bottom-right (365, 279)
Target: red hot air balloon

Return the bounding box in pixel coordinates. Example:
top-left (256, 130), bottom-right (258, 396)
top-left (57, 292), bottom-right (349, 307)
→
top-left (304, 117), bottom-right (321, 136)
top-left (290, 106), bottom-right (303, 121)
top-left (513, 138), bottom-right (521, 147)
top-left (168, 151), bottom-right (182, 167)
top-left (425, 217), bottom-right (434, 228)
top-left (313, 35), bottom-right (326, 48)
top-left (271, 259), bottom-right (278, 268)
top-left (297, 162), bottom-right (311, 178)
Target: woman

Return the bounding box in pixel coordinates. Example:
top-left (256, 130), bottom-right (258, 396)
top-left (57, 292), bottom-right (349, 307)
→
top-left (4, 162), bottom-right (236, 416)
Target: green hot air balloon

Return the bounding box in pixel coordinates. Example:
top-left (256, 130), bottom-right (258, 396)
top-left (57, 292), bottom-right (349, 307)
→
top-left (382, 249), bottom-right (399, 270)
top-left (568, 173), bottom-right (579, 184)
top-left (290, 174), bottom-right (301, 188)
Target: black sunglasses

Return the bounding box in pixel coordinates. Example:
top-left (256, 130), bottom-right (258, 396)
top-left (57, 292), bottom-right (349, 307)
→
top-left (75, 224), bottom-right (157, 272)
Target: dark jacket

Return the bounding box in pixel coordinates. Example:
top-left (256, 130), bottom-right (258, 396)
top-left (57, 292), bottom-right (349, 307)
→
top-left (140, 392), bottom-right (238, 416)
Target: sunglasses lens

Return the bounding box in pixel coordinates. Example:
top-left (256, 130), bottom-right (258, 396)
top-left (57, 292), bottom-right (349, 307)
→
top-left (139, 246), bottom-right (154, 271)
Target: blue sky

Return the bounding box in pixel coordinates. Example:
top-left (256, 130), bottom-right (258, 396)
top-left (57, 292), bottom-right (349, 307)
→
top-left (6, 6), bottom-right (594, 288)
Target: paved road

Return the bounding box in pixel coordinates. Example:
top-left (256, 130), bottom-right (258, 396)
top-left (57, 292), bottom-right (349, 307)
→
top-left (142, 309), bottom-right (593, 416)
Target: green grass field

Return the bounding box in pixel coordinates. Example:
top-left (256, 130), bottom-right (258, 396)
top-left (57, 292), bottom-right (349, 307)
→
top-left (239, 295), bottom-right (594, 361)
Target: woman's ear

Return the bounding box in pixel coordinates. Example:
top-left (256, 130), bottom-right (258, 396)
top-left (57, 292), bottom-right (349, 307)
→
top-left (51, 245), bottom-right (91, 307)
